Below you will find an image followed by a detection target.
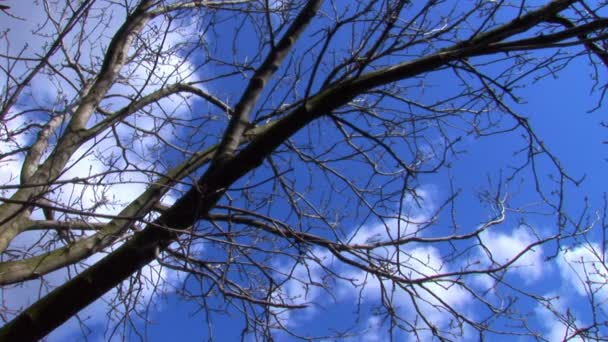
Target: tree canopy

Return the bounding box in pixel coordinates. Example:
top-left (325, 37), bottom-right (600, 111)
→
top-left (1, 0), bottom-right (607, 340)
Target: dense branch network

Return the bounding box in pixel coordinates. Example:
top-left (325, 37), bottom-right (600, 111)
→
top-left (0, 0), bottom-right (607, 340)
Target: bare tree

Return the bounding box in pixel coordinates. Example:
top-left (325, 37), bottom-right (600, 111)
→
top-left (0, 0), bottom-right (607, 340)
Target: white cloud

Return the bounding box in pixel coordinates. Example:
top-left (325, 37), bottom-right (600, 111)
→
top-left (557, 243), bottom-right (607, 301)
top-left (531, 243), bottom-right (608, 341)
top-left (0, 110), bottom-right (27, 197)
top-left (0, 242), bottom-right (180, 342)
top-left (340, 187), bottom-right (473, 314)
top-left (45, 257), bottom-right (176, 342)
top-left (269, 189), bottom-right (440, 321)
top-left (338, 245), bottom-right (473, 340)
top-left (269, 248), bottom-right (334, 328)
top-left (0, 2), bottom-right (202, 339)
top-left (349, 187), bottom-right (436, 247)
top-left (50, 128), bottom-right (168, 221)
top-left (269, 188), bottom-right (475, 339)
top-left (477, 226), bottom-right (546, 282)
top-left (0, 1), bottom-right (123, 103)
top-left (535, 294), bottom-right (585, 342)
top-left (362, 316), bottom-right (384, 342)
top-left (0, 1), bottom-right (49, 55)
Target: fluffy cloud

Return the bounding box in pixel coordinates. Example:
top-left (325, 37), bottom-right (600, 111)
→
top-left (0, 2), bottom-right (201, 339)
top-left (528, 243), bottom-right (607, 341)
top-left (556, 243), bottom-right (607, 300)
top-left (0, 110), bottom-right (27, 197)
top-left (534, 294), bottom-right (586, 342)
top-left (361, 316), bottom-right (384, 342)
top-left (478, 226), bottom-right (546, 283)
top-left (338, 245), bottom-right (473, 340)
top-left (47, 260), bottom-right (174, 341)
top-left (269, 188), bottom-right (475, 339)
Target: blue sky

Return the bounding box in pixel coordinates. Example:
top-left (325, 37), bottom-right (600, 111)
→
top-left (1, 0), bottom-right (607, 341)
